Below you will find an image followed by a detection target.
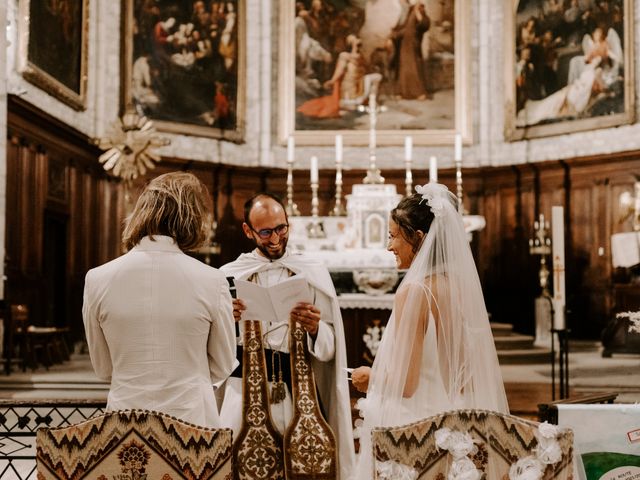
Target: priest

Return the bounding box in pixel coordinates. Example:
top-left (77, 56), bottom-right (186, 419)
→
top-left (219, 192), bottom-right (355, 480)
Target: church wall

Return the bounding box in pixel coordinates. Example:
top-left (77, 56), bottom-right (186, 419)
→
top-left (5, 97), bottom-right (122, 344)
top-left (3, 1), bottom-right (640, 169)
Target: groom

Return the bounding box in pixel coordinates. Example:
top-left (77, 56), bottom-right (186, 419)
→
top-left (219, 193), bottom-right (355, 479)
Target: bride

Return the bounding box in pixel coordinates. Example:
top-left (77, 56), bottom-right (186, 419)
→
top-left (351, 183), bottom-right (509, 478)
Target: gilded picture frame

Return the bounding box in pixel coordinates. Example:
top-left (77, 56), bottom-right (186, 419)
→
top-left (278, 0), bottom-right (472, 146)
top-left (122, 0), bottom-right (246, 141)
top-left (17, 0), bottom-right (89, 111)
top-left (504, 0), bottom-right (635, 140)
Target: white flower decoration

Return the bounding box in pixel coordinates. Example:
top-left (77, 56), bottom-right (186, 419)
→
top-left (449, 457), bottom-right (482, 480)
top-left (435, 427), bottom-right (452, 450)
top-left (435, 427), bottom-right (480, 480)
top-left (376, 460), bottom-right (419, 480)
top-left (415, 183), bottom-right (449, 218)
top-left (535, 437), bottom-right (562, 465)
top-left (435, 428), bottom-right (476, 459)
top-left (534, 421), bottom-right (562, 464)
top-left (509, 422), bottom-right (563, 479)
top-left (536, 421), bottom-right (559, 439)
top-left (509, 456), bottom-right (545, 480)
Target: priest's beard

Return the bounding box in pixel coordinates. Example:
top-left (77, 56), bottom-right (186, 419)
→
top-left (255, 236), bottom-right (288, 260)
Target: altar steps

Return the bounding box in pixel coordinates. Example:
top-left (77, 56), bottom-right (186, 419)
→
top-left (491, 322), bottom-right (553, 365)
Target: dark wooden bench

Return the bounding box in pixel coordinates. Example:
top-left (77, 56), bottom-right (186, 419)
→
top-left (538, 392), bottom-right (619, 423)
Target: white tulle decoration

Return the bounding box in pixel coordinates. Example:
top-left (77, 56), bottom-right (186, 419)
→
top-left (376, 460), bottom-right (419, 480)
top-left (509, 456), bottom-right (545, 480)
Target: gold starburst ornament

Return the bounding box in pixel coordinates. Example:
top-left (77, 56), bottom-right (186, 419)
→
top-left (96, 107), bottom-right (170, 183)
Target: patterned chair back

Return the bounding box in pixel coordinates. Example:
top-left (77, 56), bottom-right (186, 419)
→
top-left (36, 409), bottom-right (232, 480)
top-left (372, 409), bottom-right (574, 480)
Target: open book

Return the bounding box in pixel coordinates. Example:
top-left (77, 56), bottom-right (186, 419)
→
top-left (234, 275), bottom-right (313, 324)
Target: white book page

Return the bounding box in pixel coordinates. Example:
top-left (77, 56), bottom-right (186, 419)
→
top-left (234, 279), bottom-right (276, 322)
top-left (269, 276), bottom-right (313, 321)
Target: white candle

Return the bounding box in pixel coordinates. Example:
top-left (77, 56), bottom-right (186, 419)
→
top-left (310, 156), bottom-right (319, 184)
top-left (335, 134), bottom-right (343, 164)
top-left (429, 156), bottom-right (438, 182)
top-left (551, 206), bottom-right (566, 330)
top-left (287, 136), bottom-right (295, 163)
top-left (455, 133), bottom-right (462, 162)
top-left (405, 136), bottom-right (413, 161)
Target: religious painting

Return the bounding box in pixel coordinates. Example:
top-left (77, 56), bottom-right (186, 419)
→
top-left (504, 0), bottom-right (635, 140)
top-left (17, 0), bottom-right (89, 110)
top-left (278, 0), bottom-right (472, 146)
top-left (122, 0), bottom-right (245, 140)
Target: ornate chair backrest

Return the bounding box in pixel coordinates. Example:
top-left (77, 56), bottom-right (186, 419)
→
top-left (371, 409), bottom-right (574, 480)
top-left (36, 409), bottom-right (233, 480)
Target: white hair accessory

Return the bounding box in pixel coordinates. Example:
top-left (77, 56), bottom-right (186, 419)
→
top-left (415, 183), bottom-right (449, 217)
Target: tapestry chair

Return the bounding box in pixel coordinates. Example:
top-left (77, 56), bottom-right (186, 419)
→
top-left (371, 409), bottom-right (574, 480)
top-left (36, 409), bottom-right (233, 480)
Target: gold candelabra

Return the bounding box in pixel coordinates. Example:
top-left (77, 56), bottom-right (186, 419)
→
top-left (455, 156), bottom-right (464, 214)
top-left (529, 214), bottom-right (552, 296)
top-left (286, 152), bottom-right (301, 217)
top-left (330, 161), bottom-right (346, 216)
top-left (405, 157), bottom-right (413, 197)
top-left (307, 178), bottom-right (326, 238)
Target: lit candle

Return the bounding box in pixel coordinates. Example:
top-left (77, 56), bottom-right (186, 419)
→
top-left (551, 206), bottom-right (566, 330)
top-left (405, 136), bottom-right (413, 161)
top-left (287, 136), bottom-right (295, 163)
top-left (335, 134), bottom-right (343, 164)
top-left (429, 156), bottom-right (438, 182)
top-left (455, 133), bottom-right (462, 162)
top-left (310, 156), bottom-right (319, 184)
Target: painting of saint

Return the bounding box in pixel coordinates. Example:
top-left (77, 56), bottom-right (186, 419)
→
top-left (289, 0), bottom-right (457, 135)
top-left (18, 0), bottom-right (88, 110)
top-left (508, 0), bottom-right (634, 139)
top-left (124, 0), bottom-right (244, 139)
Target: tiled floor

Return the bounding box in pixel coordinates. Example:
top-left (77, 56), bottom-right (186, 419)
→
top-left (0, 343), bottom-right (638, 420)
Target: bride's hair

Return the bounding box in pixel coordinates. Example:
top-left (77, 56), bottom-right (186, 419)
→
top-left (391, 193), bottom-right (459, 252)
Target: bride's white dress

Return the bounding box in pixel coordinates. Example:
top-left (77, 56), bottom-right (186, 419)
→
top-left (353, 183), bottom-right (509, 479)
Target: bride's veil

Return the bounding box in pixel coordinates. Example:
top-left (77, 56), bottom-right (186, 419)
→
top-left (355, 182), bottom-right (508, 476)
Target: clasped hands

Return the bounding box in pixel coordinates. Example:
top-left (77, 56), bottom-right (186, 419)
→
top-left (232, 298), bottom-right (320, 337)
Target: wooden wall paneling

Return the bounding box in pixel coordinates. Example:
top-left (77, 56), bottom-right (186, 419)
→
top-left (475, 170), bottom-right (504, 325)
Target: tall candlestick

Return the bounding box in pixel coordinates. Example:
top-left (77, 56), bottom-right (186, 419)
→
top-left (404, 136), bottom-right (413, 197)
top-left (362, 92), bottom-right (384, 184)
top-left (285, 136), bottom-right (300, 216)
top-left (405, 136), bottom-right (413, 162)
top-left (429, 156), bottom-right (438, 183)
top-left (287, 135), bottom-right (295, 163)
top-left (368, 94), bottom-right (377, 151)
top-left (331, 140), bottom-right (346, 216)
top-left (307, 156), bottom-right (326, 237)
top-left (454, 134), bottom-right (464, 213)
top-left (551, 206), bottom-right (566, 330)
top-left (310, 155), bottom-right (318, 184)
